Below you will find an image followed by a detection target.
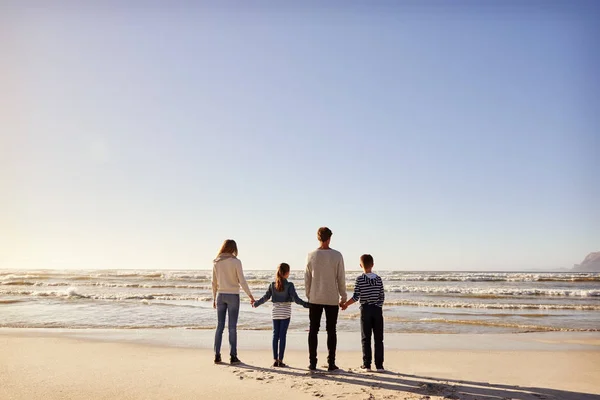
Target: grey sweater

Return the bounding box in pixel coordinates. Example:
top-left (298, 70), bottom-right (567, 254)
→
top-left (305, 248), bottom-right (347, 306)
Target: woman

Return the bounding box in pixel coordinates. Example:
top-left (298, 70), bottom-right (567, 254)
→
top-left (212, 239), bottom-right (255, 365)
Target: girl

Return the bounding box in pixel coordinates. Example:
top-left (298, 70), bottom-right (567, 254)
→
top-left (212, 239), bottom-right (255, 365)
top-left (253, 263), bottom-right (309, 367)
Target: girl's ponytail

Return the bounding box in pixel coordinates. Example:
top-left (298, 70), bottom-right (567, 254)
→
top-left (275, 263), bottom-right (290, 292)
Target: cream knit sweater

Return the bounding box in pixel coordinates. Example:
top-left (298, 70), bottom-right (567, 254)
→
top-left (305, 248), bottom-right (347, 306)
top-left (211, 254), bottom-right (253, 299)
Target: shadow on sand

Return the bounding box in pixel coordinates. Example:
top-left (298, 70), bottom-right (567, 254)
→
top-left (229, 363), bottom-right (600, 400)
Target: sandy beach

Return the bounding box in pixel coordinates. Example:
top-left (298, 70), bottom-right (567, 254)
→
top-left (1, 329), bottom-right (599, 400)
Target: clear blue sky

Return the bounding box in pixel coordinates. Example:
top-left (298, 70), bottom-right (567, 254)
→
top-left (1, 1), bottom-right (598, 271)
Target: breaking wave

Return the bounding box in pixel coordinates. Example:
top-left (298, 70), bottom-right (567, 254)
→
top-left (385, 285), bottom-right (600, 297)
top-left (384, 299), bottom-right (600, 311)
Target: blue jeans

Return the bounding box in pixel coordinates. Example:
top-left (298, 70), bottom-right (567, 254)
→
top-left (272, 318), bottom-right (291, 360)
top-left (214, 293), bottom-right (240, 357)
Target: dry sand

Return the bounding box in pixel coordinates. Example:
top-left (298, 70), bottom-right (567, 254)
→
top-left (1, 330), bottom-right (599, 400)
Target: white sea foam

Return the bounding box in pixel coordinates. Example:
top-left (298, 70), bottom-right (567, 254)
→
top-left (0, 288), bottom-right (213, 302)
top-left (3, 270), bottom-right (598, 284)
top-left (385, 272), bottom-right (600, 282)
top-left (385, 285), bottom-right (600, 297)
top-left (384, 299), bottom-right (600, 310)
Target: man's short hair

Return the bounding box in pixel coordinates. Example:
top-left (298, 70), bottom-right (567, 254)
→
top-left (317, 227), bottom-right (333, 242)
top-left (360, 254), bottom-right (374, 268)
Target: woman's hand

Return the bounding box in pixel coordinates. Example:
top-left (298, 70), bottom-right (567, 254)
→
top-left (212, 301), bottom-right (216, 309)
top-left (250, 297), bottom-right (255, 307)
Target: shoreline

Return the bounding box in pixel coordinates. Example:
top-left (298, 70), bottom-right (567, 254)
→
top-left (2, 327), bottom-right (600, 352)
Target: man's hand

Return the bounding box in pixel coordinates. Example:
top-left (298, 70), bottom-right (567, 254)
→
top-left (339, 301), bottom-right (345, 308)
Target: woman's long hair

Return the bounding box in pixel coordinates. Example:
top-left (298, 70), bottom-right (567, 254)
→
top-left (217, 239), bottom-right (238, 257)
top-left (275, 263), bottom-right (290, 292)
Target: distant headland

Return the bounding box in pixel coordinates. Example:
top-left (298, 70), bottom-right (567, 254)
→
top-left (573, 252), bottom-right (600, 272)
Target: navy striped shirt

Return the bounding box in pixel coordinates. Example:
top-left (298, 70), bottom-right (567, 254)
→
top-left (351, 273), bottom-right (384, 307)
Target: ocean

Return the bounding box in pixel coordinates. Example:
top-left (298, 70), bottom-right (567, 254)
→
top-left (1, 269), bottom-right (599, 334)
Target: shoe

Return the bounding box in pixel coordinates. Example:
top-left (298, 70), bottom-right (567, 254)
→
top-left (327, 364), bottom-right (340, 372)
top-left (230, 356), bottom-right (241, 365)
top-left (214, 354), bottom-right (222, 364)
top-left (273, 360), bottom-right (279, 367)
top-left (376, 366), bottom-right (385, 372)
top-left (308, 364), bottom-right (317, 371)
top-left (359, 364), bottom-right (371, 371)
top-left (277, 360), bottom-right (287, 368)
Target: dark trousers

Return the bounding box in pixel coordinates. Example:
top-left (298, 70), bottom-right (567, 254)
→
top-left (360, 304), bottom-right (384, 368)
top-left (308, 303), bottom-right (339, 366)
top-left (272, 318), bottom-right (291, 360)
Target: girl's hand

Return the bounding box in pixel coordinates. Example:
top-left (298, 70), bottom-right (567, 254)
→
top-left (250, 298), bottom-right (255, 307)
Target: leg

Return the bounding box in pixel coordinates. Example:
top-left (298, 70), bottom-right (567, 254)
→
top-left (278, 318), bottom-right (291, 361)
top-left (324, 305), bottom-right (340, 366)
top-left (226, 294), bottom-right (240, 357)
top-left (214, 294), bottom-right (227, 355)
top-left (308, 304), bottom-right (324, 367)
top-left (373, 307), bottom-right (384, 369)
top-left (360, 306), bottom-right (374, 368)
top-left (272, 319), bottom-right (281, 360)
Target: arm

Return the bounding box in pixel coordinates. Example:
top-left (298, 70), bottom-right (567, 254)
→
top-left (289, 283), bottom-right (309, 308)
top-left (343, 277), bottom-right (360, 310)
top-left (253, 284), bottom-right (272, 308)
top-left (342, 298), bottom-right (357, 310)
top-left (212, 265), bottom-right (218, 308)
top-left (337, 254), bottom-right (347, 304)
top-left (305, 255), bottom-right (312, 301)
top-left (380, 280), bottom-right (385, 305)
top-left (236, 261), bottom-right (255, 302)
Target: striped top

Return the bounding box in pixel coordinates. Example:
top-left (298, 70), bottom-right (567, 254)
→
top-left (351, 273), bottom-right (385, 307)
top-left (272, 302), bottom-right (292, 320)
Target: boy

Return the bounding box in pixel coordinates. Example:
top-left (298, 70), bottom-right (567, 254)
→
top-left (341, 254), bottom-right (385, 372)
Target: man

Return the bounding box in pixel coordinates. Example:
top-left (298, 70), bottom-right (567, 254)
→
top-left (305, 226), bottom-right (347, 371)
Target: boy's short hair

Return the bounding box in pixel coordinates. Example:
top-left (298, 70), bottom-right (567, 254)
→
top-left (317, 227), bottom-right (333, 242)
top-left (360, 254), bottom-right (374, 268)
